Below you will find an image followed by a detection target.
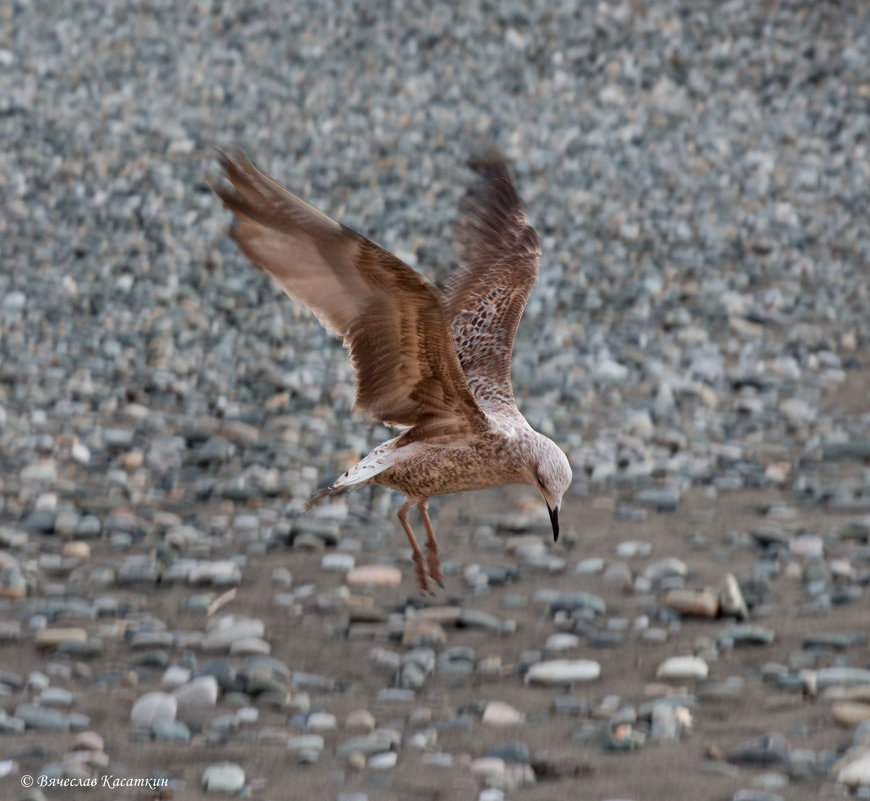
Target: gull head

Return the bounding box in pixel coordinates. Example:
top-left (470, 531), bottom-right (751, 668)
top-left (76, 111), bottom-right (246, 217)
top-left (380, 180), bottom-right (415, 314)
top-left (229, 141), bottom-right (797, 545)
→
top-left (529, 435), bottom-right (572, 542)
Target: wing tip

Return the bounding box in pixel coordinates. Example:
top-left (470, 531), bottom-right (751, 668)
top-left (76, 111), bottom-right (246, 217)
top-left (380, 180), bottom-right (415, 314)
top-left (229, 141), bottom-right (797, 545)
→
top-left (467, 146), bottom-right (510, 177)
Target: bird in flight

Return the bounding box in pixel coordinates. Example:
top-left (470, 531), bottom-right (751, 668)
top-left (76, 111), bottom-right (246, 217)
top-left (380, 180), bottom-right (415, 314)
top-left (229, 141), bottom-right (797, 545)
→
top-left (212, 149), bottom-right (572, 593)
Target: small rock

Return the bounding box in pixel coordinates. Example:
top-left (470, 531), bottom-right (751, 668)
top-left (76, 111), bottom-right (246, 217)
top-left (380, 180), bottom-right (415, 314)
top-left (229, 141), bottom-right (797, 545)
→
top-left (816, 668), bottom-right (870, 692)
top-left (368, 751), bottom-right (398, 769)
top-left (35, 628), bottom-right (88, 649)
top-left (202, 762), bottom-right (245, 794)
top-left (402, 617), bottom-right (447, 648)
top-left (719, 574), bottom-right (749, 620)
top-left (838, 750), bottom-right (870, 787)
top-left (322, 553), bottom-right (355, 572)
top-left (346, 565), bottom-right (402, 587)
top-left (833, 703), bottom-right (870, 727)
top-left (482, 701), bottom-right (525, 727)
top-left (286, 734), bottom-right (325, 752)
top-left (346, 709), bottom-right (376, 731)
top-left (718, 625), bottom-right (775, 647)
top-left (173, 676), bottom-right (219, 711)
top-left (657, 656), bottom-right (709, 681)
top-left (307, 712), bottom-right (336, 732)
top-left (131, 692), bottom-right (177, 727)
top-left (664, 588), bottom-right (719, 618)
top-left (203, 618), bottom-right (265, 651)
top-left (525, 660), bottom-right (601, 685)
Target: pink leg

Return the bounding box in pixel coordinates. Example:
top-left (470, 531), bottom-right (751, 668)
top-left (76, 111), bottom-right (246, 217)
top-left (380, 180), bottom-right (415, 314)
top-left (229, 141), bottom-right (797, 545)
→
top-left (398, 500), bottom-right (430, 594)
top-left (417, 500), bottom-right (444, 588)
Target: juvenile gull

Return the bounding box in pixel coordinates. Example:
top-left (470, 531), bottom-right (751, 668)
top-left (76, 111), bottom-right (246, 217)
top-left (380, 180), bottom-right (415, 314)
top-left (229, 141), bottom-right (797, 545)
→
top-left (212, 149), bottom-right (572, 593)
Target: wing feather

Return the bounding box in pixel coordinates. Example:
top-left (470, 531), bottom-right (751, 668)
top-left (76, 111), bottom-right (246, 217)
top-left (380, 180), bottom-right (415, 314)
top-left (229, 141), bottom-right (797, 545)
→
top-left (211, 149), bottom-right (486, 437)
top-left (446, 151), bottom-right (541, 412)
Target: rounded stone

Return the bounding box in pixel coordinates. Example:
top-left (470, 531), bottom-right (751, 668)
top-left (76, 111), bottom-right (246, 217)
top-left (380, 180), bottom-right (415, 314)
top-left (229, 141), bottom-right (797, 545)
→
top-left (657, 656), bottom-right (709, 681)
top-left (201, 762), bottom-right (245, 794)
top-left (347, 565), bottom-right (402, 587)
top-left (130, 692), bottom-right (177, 727)
top-left (524, 660), bottom-right (601, 685)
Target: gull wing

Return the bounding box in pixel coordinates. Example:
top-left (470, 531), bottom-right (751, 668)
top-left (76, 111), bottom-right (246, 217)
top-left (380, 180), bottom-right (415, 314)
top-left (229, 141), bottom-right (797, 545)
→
top-left (212, 149), bottom-right (486, 439)
top-left (445, 151), bottom-right (542, 413)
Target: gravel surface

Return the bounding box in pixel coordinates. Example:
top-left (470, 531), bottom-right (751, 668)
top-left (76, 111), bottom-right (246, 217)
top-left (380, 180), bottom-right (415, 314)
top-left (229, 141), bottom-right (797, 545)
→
top-left (2, 2), bottom-right (870, 800)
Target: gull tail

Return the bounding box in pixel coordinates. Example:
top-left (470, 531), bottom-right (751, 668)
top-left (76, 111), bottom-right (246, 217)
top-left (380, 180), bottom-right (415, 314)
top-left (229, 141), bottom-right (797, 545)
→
top-left (305, 485), bottom-right (342, 512)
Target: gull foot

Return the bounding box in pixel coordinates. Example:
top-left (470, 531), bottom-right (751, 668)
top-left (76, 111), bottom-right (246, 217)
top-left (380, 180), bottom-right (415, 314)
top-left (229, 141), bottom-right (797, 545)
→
top-left (426, 544), bottom-right (445, 588)
top-left (412, 551), bottom-right (431, 595)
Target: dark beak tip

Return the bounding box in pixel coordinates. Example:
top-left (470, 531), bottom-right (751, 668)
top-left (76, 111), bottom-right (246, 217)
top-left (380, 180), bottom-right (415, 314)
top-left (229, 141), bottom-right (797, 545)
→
top-left (548, 505), bottom-right (559, 542)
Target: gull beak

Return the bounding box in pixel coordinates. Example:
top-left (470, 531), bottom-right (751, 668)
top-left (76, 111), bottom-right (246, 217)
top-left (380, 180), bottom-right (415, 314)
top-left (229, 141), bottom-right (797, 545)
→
top-left (548, 505), bottom-right (559, 542)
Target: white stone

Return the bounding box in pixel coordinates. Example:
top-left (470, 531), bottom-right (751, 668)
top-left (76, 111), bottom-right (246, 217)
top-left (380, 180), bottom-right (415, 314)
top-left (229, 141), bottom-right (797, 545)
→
top-left (321, 553), bottom-right (355, 572)
top-left (71, 443), bottom-right (91, 464)
top-left (307, 712), bottom-right (336, 732)
top-left (229, 637), bottom-right (271, 656)
top-left (368, 751), bottom-right (398, 769)
top-left (203, 617), bottom-right (265, 650)
top-left (656, 656), bottom-right (709, 681)
top-left (524, 659), bottom-right (600, 685)
top-left (131, 692), bottom-right (177, 727)
top-left (161, 666), bottom-right (191, 689)
top-left (470, 757), bottom-right (506, 777)
top-left (173, 676), bottom-right (218, 711)
top-left (201, 762), bottom-right (245, 794)
top-left (545, 633), bottom-right (580, 652)
top-left (482, 701), bottom-right (525, 727)
top-left (839, 750), bottom-right (870, 787)
top-left (575, 558), bottom-right (605, 574)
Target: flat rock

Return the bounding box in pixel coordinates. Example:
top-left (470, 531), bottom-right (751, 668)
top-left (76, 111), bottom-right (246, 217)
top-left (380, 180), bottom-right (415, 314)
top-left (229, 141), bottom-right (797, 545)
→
top-left (322, 553), bottom-right (355, 572)
top-left (35, 628), bottom-right (88, 649)
top-left (338, 731), bottom-right (398, 758)
top-left (803, 632), bottom-right (866, 651)
top-left (832, 703), bottom-right (870, 727)
top-left (287, 734), bottom-right (325, 752)
top-left (817, 668), bottom-right (870, 692)
top-left (664, 588), bottom-right (719, 618)
top-left (203, 618), bottom-right (265, 651)
top-left (718, 625), bottom-right (775, 647)
top-left (368, 751), bottom-right (398, 769)
top-left (525, 660), bottom-right (601, 686)
top-left (346, 565), bottom-right (402, 587)
top-left (657, 656), bottom-right (709, 681)
top-left (14, 704), bottom-right (69, 732)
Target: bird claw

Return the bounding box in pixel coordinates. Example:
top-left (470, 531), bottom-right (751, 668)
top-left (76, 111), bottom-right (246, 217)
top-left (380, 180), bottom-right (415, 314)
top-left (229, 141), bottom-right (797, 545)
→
top-left (412, 551), bottom-right (431, 595)
top-left (426, 544), bottom-right (445, 588)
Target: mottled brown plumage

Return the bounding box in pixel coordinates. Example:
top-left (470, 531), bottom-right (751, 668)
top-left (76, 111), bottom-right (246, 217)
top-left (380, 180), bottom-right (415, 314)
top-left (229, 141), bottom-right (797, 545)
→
top-left (212, 149), bottom-right (571, 593)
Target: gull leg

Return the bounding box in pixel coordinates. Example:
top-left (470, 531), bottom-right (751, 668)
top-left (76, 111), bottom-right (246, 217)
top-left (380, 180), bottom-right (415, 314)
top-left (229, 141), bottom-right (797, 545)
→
top-left (398, 499), bottom-right (430, 594)
top-left (417, 499), bottom-right (444, 588)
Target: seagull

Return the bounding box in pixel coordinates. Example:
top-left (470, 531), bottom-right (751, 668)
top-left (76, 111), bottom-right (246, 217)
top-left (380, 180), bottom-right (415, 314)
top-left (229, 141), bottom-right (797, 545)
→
top-left (211, 149), bottom-right (572, 593)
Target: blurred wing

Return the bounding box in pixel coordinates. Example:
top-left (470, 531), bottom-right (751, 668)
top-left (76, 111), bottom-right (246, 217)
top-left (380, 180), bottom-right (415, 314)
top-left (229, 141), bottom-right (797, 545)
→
top-left (445, 151), bottom-right (542, 412)
top-left (212, 149), bottom-right (486, 437)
